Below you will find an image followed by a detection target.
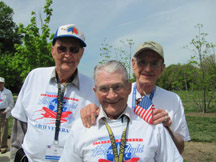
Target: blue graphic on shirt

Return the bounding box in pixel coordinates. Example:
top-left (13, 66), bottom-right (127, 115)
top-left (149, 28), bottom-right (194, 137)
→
top-left (92, 137), bottom-right (143, 162)
top-left (35, 91), bottom-right (78, 124)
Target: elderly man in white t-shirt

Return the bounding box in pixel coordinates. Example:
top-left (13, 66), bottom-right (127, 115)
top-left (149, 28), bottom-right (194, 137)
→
top-left (10, 24), bottom-right (99, 162)
top-left (60, 60), bottom-right (183, 162)
top-left (80, 41), bottom-right (190, 154)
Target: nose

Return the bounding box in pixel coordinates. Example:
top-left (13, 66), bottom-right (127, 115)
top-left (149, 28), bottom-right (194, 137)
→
top-left (64, 50), bottom-right (74, 58)
top-left (106, 88), bottom-right (117, 99)
top-left (144, 63), bottom-right (152, 71)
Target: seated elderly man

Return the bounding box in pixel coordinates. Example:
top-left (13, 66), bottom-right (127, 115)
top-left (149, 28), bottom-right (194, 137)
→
top-left (59, 60), bottom-right (183, 162)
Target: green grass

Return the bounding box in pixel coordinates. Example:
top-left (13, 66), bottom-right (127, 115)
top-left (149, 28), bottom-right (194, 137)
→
top-left (186, 115), bottom-right (216, 142)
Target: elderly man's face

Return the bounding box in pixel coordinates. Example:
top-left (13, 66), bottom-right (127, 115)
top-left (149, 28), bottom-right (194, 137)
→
top-left (51, 37), bottom-right (84, 75)
top-left (0, 82), bottom-right (4, 91)
top-left (94, 70), bottom-right (131, 119)
top-left (132, 50), bottom-right (165, 87)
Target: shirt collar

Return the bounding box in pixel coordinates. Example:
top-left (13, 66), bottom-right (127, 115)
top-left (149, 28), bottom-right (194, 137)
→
top-left (50, 68), bottom-right (80, 89)
top-left (0, 87), bottom-right (4, 92)
top-left (96, 105), bottom-right (132, 127)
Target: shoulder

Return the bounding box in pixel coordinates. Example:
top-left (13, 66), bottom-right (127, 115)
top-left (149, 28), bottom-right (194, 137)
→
top-left (77, 72), bottom-right (95, 90)
top-left (70, 117), bottom-right (95, 135)
top-left (25, 67), bottom-right (54, 81)
top-left (156, 86), bottom-right (181, 100)
top-left (3, 88), bottom-right (12, 94)
top-left (29, 67), bottom-right (54, 75)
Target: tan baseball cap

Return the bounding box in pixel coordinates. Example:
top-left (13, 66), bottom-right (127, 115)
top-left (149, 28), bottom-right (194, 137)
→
top-left (134, 41), bottom-right (164, 61)
top-left (0, 77), bottom-right (5, 82)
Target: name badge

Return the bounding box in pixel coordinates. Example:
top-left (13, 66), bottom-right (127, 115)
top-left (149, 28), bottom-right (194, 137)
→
top-left (45, 141), bottom-right (64, 161)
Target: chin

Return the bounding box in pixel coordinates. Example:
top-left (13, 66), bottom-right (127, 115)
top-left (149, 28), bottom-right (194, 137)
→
top-left (138, 78), bottom-right (152, 84)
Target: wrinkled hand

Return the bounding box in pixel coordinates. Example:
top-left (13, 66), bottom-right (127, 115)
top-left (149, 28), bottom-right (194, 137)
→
top-left (80, 103), bottom-right (100, 128)
top-left (152, 108), bottom-right (172, 127)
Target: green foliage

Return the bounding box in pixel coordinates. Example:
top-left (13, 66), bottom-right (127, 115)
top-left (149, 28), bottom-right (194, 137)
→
top-left (99, 38), bottom-right (112, 64)
top-left (157, 63), bottom-right (199, 91)
top-left (11, 0), bottom-right (54, 82)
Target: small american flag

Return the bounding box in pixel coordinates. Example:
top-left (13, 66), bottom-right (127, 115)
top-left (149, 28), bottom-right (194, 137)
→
top-left (134, 95), bottom-right (155, 124)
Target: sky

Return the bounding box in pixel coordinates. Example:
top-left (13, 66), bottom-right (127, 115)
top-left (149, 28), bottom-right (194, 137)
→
top-left (2, 0), bottom-right (216, 77)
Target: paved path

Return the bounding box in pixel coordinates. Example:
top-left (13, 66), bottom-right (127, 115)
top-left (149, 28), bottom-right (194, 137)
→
top-left (0, 151), bottom-right (10, 162)
top-left (0, 138), bottom-right (10, 162)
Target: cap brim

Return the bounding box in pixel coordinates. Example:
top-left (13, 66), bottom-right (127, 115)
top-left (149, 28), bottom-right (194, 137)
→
top-left (134, 48), bottom-right (164, 60)
top-left (52, 35), bottom-right (86, 47)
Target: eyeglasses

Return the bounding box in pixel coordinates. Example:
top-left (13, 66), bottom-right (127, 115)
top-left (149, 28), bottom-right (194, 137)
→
top-left (136, 59), bottom-right (162, 68)
top-left (57, 46), bottom-right (80, 54)
top-left (96, 83), bottom-right (126, 94)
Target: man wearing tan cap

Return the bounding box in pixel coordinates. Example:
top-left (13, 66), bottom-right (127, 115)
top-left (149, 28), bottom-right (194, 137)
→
top-left (10, 24), bottom-right (99, 162)
top-left (0, 77), bottom-right (14, 154)
top-left (80, 41), bottom-right (190, 154)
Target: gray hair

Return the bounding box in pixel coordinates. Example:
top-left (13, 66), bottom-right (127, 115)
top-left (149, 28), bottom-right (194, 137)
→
top-left (93, 60), bottom-right (129, 85)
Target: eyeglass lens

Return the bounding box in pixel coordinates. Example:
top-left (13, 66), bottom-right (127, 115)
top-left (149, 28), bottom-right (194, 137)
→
top-left (137, 59), bottom-right (162, 68)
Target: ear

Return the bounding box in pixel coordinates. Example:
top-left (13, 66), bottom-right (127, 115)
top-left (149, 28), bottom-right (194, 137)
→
top-left (93, 86), bottom-right (99, 99)
top-left (93, 87), bottom-right (96, 93)
top-left (131, 58), bottom-right (136, 72)
top-left (159, 63), bottom-right (165, 78)
top-left (51, 46), bottom-right (55, 58)
top-left (80, 47), bottom-right (84, 56)
top-left (128, 82), bottom-right (132, 94)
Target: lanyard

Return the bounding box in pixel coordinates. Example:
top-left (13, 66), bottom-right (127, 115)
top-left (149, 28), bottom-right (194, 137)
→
top-left (103, 117), bottom-right (129, 162)
top-left (54, 81), bottom-right (69, 142)
top-left (132, 84), bottom-right (155, 109)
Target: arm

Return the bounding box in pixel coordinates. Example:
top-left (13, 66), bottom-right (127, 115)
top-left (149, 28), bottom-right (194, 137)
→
top-left (10, 118), bottom-right (27, 161)
top-left (80, 103), bottom-right (100, 128)
top-left (4, 90), bottom-right (14, 117)
top-left (156, 125), bottom-right (183, 162)
top-left (152, 108), bottom-right (184, 154)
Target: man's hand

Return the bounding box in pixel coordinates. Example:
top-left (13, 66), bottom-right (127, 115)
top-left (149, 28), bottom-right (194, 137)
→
top-left (80, 103), bottom-right (100, 128)
top-left (152, 108), bottom-right (172, 127)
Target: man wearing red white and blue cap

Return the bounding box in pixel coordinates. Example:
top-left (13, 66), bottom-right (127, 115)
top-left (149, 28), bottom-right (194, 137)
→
top-left (10, 24), bottom-right (99, 162)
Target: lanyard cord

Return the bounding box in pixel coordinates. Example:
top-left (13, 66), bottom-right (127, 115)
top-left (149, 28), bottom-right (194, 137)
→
top-left (103, 117), bottom-right (129, 162)
top-left (54, 81), bottom-right (69, 141)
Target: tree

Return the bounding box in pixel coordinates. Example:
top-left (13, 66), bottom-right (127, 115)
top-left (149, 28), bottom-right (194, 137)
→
top-left (99, 38), bottom-right (134, 80)
top-left (0, 1), bottom-right (22, 92)
top-left (0, 1), bottom-right (22, 54)
top-left (11, 0), bottom-right (54, 86)
top-left (157, 64), bottom-right (199, 91)
top-left (184, 24), bottom-right (216, 113)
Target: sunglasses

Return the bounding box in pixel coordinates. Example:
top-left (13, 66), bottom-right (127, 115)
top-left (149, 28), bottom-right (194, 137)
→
top-left (57, 46), bottom-right (81, 54)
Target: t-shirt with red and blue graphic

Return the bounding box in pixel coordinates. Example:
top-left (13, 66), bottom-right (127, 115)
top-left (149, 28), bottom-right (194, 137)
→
top-left (59, 106), bottom-right (183, 162)
top-left (128, 83), bottom-right (190, 142)
top-left (11, 67), bottom-right (99, 162)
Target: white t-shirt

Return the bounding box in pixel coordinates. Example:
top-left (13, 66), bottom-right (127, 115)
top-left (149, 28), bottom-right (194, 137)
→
top-left (127, 83), bottom-right (190, 141)
top-left (59, 106), bottom-right (183, 162)
top-left (0, 87), bottom-right (14, 118)
top-left (11, 67), bottom-right (99, 162)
